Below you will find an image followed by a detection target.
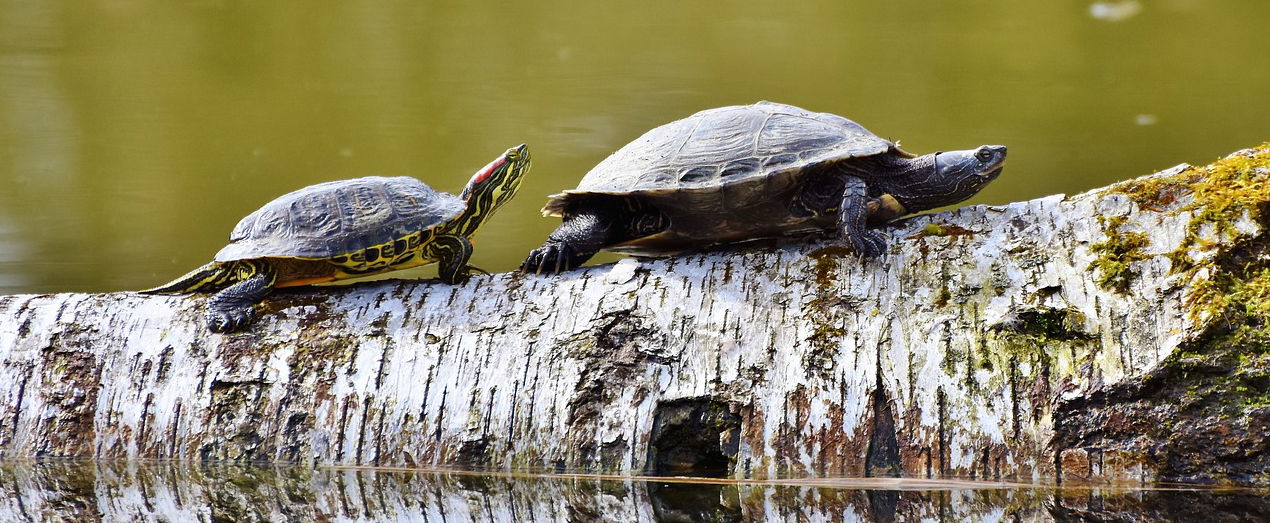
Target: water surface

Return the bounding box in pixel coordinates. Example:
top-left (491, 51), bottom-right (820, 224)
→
top-left (1, 461), bottom-right (1266, 522)
top-left (1, 2), bottom-right (1268, 293)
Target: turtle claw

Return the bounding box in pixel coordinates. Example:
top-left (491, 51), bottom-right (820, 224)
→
top-left (552, 244), bottom-right (572, 274)
top-left (519, 248), bottom-right (541, 274)
top-left (521, 243), bottom-right (577, 275)
top-left (205, 270), bottom-right (273, 333)
top-left (847, 229), bottom-right (888, 258)
top-left (521, 245), bottom-right (546, 274)
top-left (208, 307), bottom-right (254, 333)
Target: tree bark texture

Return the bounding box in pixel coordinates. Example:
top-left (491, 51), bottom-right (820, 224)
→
top-left (2, 145), bottom-right (1268, 485)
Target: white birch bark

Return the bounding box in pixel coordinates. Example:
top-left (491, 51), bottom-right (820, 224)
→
top-left (0, 151), bottom-right (1260, 484)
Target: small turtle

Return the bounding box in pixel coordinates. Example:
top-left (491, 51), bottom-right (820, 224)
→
top-left (521, 102), bottom-right (1004, 273)
top-left (144, 144), bottom-right (531, 332)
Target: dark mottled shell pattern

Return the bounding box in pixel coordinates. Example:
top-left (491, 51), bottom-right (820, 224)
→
top-left (543, 101), bottom-right (908, 216)
top-left (214, 176), bottom-right (464, 262)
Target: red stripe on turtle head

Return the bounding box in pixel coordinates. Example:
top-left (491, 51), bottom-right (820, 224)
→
top-left (469, 155), bottom-right (508, 186)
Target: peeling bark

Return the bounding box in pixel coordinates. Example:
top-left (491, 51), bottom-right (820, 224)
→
top-left (2, 146), bottom-right (1270, 485)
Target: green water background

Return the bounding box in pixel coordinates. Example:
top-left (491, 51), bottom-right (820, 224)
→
top-left (1, 1), bottom-right (1268, 293)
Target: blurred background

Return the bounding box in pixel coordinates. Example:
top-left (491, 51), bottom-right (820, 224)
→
top-left (1, 1), bottom-right (1267, 294)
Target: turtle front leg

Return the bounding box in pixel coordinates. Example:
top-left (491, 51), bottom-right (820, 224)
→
top-left (839, 176), bottom-right (888, 258)
top-left (429, 234), bottom-right (478, 284)
top-left (207, 260), bottom-right (278, 333)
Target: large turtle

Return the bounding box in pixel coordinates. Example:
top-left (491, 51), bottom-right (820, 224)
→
top-left (144, 144), bottom-right (531, 332)
top-left (521, 102), bottom-right (1004, 273)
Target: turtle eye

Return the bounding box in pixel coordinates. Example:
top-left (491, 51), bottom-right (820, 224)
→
top-left (975, 149), bottom-right (993, 162)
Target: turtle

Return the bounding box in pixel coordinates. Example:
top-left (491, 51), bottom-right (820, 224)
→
top-left (520, 102), bottom-right (1005, 274)
top-left (143, 144), bottom-right (531, 332)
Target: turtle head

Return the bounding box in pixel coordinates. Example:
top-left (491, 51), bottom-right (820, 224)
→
top-left (896, 145), bottom-right (1006, 212)
top-left (456, 144), bottom-right (531, 233)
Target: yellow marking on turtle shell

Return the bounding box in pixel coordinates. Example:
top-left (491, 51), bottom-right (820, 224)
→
top-left (329, 231), bottom-right (428, 270)
top-left (329, 254), bottom-right (439, 281)
top-left (324, 230), bottom-right (439, 279)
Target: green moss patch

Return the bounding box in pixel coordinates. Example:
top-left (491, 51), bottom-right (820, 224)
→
top-left (1124, 144), bottom-right (1270, 251)
top-left (909, 223), bottom-right (976, 240)
top-left (1089, 215), bottom-right (1151, 293)
top-left (1168, 325), bottom-right (1270, 413)
top-left (1117, 143), bottom-right (1270, 221)
top-left (1010, 309), bottom-right (1093, 342)
top-left (802, 246), bottom-right (857, 376)
top-left (1099, 143), bottom-right (1270, 306)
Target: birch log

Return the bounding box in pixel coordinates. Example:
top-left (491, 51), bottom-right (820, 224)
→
top-left (2, 145), bottom-right (1268, 485)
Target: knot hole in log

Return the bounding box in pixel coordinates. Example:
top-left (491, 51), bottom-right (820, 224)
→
top-left (644, 397), bottom-right (741, 476)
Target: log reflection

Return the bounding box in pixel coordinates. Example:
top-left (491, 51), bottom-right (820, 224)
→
top-left (0, 461), bottom-right (1264, 522)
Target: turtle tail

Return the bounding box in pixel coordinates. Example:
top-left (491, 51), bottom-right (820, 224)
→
top-left (140, 261), bottom-right (248, 295)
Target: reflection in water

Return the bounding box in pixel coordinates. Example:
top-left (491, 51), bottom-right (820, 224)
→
top-left (1089, 1), bottom-right (1143, 22)
top-left (0, 461), bottom-right (1265, 522)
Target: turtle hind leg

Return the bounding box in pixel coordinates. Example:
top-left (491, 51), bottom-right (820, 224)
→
top-left (140, 262), bottom-right (238, 295)
top-left (207, 261), bottom-right (278, 333)
top-left (839, 175), bottom-right (888, 258)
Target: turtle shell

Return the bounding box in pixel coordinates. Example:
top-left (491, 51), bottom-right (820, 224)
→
top-left (543, 101), bottom-right (911, 217)
top-left (214, 176), bottom-right (465, 262)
